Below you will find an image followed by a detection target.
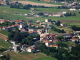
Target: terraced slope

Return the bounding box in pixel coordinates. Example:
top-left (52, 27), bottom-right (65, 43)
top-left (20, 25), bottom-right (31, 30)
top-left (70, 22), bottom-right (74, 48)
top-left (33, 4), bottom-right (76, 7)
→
top-left (0, 33), bottom-right (8, 40)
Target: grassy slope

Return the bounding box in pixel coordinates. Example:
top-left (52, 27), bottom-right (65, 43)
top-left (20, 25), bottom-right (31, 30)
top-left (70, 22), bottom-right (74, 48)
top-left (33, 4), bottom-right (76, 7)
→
top-left (0, 39), bottom-right (11, 49)
top-left (33, 57), bottom-right (57, 60)
top-left (3, 51), bottom-right (54, 60)
top-left (32, 8), bottom-right (80, 22)
top-left (0, 6), bottom-right (31, 20)
top-left (0, 31), bottom-right (10, 36)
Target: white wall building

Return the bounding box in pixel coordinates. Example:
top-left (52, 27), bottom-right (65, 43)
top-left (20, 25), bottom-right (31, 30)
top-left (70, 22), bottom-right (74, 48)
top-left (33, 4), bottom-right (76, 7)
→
top-left (69, 8), bottom-right (76, 11)
top-left (26, 47), bottom-right (35, 52)
top-left (45, 19), bottom-right (51, 22)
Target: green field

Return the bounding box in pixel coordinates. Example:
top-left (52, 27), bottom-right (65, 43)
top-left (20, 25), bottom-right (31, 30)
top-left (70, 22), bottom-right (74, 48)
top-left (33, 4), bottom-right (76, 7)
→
top-left (0, 6), bottom-right (31, 20)
top-left (0, 39), bottom-right (11, 49)
top-left (34, 7), bottom-right (61, 13)
top-left (3, 51), bottom-right (54, 60)
top-left (0, 31), bottom-right (10, 36)
top-left (33, 57), bottom-right (57, 60)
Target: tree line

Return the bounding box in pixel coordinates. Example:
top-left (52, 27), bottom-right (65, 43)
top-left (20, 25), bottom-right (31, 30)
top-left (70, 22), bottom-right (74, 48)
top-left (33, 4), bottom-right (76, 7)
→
top-left (36, 43), bottom-right (80, 60)
top-left (10, 3), bottom-right (48, 9)
top-left (64, 13), bottom-right (76, 17)
top-left (51, 26), bottom-right (66, 33)
top-left (71, 25), bottom-right (80, 31)
top-left (8, 28), bottom-right (40, 46)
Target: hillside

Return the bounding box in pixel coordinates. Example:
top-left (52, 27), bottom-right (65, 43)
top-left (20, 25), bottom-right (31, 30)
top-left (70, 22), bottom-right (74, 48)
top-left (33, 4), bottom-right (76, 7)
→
top-left (3, 51), bottom-right (57, 60)
top-left (0, 39), bottom-right (11, 49)
top-left (0, 6), bottom-right (31, 20)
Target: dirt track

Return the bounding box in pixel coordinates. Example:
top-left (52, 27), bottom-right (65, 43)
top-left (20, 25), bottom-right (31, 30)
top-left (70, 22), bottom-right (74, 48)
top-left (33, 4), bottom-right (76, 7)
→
top-left (13, 1), bottom-right (62, 7)
top-left (59, 20), bottom-right (80, 23)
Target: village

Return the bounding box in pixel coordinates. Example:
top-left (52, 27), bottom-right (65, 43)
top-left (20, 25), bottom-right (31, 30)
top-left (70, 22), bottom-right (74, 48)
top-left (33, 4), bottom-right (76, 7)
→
top-left (0, 18), bottom-right (80, 53)
top-left (0, 0), bottom-right (80, 60)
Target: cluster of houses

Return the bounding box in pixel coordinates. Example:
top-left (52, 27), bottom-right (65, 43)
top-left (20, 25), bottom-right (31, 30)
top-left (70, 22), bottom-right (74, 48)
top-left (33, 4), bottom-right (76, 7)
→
top-left (44, 11), bottom-right (67, 17)
top-left (39, 32), bottom-right (79, 48)
top-left (1, 18), bottom-right (80, 53)
top-left (1, 0), bottom-right (17, 5)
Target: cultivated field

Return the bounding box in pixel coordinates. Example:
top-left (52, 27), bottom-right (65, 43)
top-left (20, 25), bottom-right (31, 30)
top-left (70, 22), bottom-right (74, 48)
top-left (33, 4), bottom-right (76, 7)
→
top-left (13, 1), bottom-right (62, 7)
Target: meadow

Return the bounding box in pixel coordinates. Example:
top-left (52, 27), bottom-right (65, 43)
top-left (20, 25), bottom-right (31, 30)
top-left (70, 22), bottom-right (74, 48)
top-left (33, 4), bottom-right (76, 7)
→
top-left (0, 6), bottom-right (80, 25)
top-left (33, 57), bottom-right (57, 60)
top-left (0, 39), bottom-right (11, 49)
top-left (0, 31), bottom-right (10, 36)
top-left (2, 51), bottom-right (57, 60)
top-left (0, 6), bottom-right (31, 20)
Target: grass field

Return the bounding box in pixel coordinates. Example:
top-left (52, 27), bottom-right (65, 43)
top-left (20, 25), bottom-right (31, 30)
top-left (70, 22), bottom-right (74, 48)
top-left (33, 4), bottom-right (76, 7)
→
top-left (0, 6), bottom-right (31, 20)
top-left (33, 57), bottom-right (57, 60)
top-left (34, 7), bottom-right (61, 13)
top-left (0, 6), bottom-right (80, 25)
top-left (0, 39), bottom-right (11, 49)
top-left (0, 31), bottom-right (10, 36)
top-left (2, 51), bottom-right (56, 60)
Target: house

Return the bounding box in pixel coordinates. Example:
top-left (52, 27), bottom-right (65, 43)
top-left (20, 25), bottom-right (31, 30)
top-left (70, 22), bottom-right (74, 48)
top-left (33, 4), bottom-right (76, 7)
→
top-left (40, 23), bottom-right (44, 25)
top-left (44, 13), bottom-right (49, 16)
top-left (36, 20), bottom-right (41, 23)
top-left (35, 25), bottom-right (39, 28)
top-left (0, 19), bottom-right (5, 23)
top-left (52, 13), bottom-right (63, 17)
top-left (22, 44), bottom-right (28, 51)
top-left (45, 41), bottom-right (53, 47)
top-left (45, 19), bottom-right (51, 22)
top-left (14, 45), bottom-right (21, 52)
top-left (42, 25), bottom-right (46, 27)
top-left (37, 29), bottom-right (44, 35)
top-left (20, 29), bottom-right (26, 32)
top-left (60, 23), bottom-right (66, 26)
top-left (4, 39), bottom-right (9, 42)
top-left (28, 31), bottom-right (37, 35)
top-left (1, 1), bottom-right (6, 5)
top-left (28, 28), bottom-right (35, 32)
top-left (11, 24), bottom-right (19, 29)
top-left (70, 37), bottom-right (78, 42)
top-left (11, 41), bottom-right (16, 46)
top-left (50, 44), bottom-right (58, 48)
top-left (18, 24), bottom-right (24, 29)
top-left (62, 11), bottom-right (67, 14)
top-left (48, 14), bottom-right (53, 16)
top-left (26, 47), bottom-right (35, 52)
top-left (69, 8), bottom-right (76, 11)
top-left (31, 25), bottom-right (35, 27)
top-left (15, 20), bottom-right (23, 24)
top-left (2, 27), bottom-right (9, 31)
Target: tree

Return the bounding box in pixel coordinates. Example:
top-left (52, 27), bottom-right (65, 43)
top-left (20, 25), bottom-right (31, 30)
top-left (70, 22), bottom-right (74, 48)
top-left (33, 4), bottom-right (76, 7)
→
top-left (38, 12), bottom-right (44, 16)
top-left (55, 21), bottom-right (60, 26)
top-left (71, 44), bottom-right (80, 60)
top-left (6, 54), bottom-right (10, 60)
top-left (56, 36), bottom-right (64, 42)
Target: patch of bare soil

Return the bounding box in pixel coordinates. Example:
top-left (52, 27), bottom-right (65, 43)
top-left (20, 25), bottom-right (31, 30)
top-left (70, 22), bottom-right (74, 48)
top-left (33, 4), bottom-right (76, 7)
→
top-left (13, 1), bottom-right (62, 7)
top-left (59, 20), bottom-right (80, 23)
